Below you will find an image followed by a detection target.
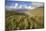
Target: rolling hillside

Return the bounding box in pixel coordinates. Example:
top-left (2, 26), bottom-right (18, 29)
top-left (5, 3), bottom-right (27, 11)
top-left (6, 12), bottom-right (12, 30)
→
top-left (5, 7), bottom-right (44, 31)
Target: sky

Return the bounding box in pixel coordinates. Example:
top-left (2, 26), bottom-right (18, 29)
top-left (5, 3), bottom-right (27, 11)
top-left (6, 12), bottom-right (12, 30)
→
top-left (5, 0), bottom-right (32, 9)
top-left (5, 0), bottom-right (44, 9)
top-left (5, 1), bottom-right (32, 6)
top-left (5, 0), bottom-right (30, 1)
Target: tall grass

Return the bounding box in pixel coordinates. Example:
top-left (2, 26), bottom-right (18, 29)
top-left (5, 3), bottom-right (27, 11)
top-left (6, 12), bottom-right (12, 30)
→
top-left (5, 10), bottom-right (44, 31)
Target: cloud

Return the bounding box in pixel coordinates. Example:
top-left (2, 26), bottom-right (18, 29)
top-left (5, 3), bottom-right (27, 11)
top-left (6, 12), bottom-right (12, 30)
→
top-left (5, 1), bottom-right (44, 10)
top-left (32, 2), bottom-right (44, 7)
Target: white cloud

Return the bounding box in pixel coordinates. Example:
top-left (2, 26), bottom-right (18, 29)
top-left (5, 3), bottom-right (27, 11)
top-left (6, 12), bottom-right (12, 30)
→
top-left (6, 2), bottom-right (44, 10)
top-left (32, 2), bottom-right (44, 7)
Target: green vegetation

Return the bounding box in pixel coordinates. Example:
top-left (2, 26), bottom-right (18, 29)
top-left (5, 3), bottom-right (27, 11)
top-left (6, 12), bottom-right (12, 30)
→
top-left (5, 8), bottom-right (44, 31)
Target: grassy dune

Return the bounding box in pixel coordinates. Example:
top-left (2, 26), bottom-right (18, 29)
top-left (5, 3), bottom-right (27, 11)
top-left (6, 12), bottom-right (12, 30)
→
top-left (5, 7), bottom-right (44, 31)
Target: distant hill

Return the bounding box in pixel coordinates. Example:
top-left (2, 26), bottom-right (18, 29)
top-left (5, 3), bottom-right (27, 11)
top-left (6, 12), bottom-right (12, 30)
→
top-left (26, 7), bottom-right (44, 16)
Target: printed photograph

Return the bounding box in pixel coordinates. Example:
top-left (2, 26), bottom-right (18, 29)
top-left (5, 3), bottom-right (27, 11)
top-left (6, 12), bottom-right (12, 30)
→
top-left (5, 0), bottom-right (44, 31)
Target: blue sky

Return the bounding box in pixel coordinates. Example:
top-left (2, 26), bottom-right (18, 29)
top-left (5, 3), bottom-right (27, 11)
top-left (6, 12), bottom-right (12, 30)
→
top-left (5, 0), bottom-right (29, 1)
top-left (5, 0), bottom-right (32, 6)
top-left (5, 0), bottom-right (43, 9)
